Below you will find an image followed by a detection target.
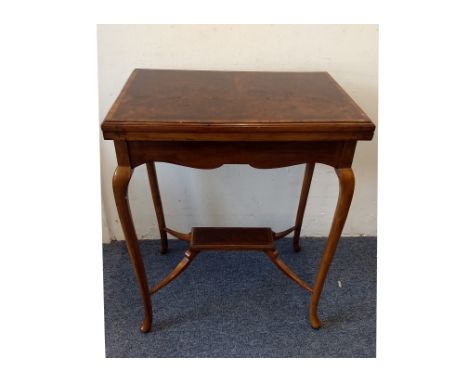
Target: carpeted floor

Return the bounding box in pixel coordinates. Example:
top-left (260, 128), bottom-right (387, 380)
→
top-left (103, 237), bottom-right (376, 357)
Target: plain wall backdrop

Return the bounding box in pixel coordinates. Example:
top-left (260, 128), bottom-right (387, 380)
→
top-left (98, 24), bottom-right (378, 243)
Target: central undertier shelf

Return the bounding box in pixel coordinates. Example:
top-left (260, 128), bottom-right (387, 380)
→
top-left (190, 227), bottom-right (275, 251)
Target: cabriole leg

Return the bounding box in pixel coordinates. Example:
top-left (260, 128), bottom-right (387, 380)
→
top-left (309, 168), bottom-right (355, 329)
top-left (113, 166), bottom-right (153, 333)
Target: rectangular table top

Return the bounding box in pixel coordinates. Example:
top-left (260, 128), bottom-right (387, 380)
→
top-left (102, 69), bottom-right (375, 141)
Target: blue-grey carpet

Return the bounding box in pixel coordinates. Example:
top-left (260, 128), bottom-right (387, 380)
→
top-left (103, 237), bottom-right (376, 357)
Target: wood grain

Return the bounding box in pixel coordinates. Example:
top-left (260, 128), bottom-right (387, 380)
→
top-left (146, 162), bottom-right (168, 254)
top-left (309, 168), bottom-right (355, 329)
top-left (293, 163), bottom-right (315, 252)
top-left (127, 141), bottom-right (357, 169)
top-left (102, 69), bottom-right (375, 141)
top-left (103, 69), bottom-right (374, 333)
top-left (191, 227), bottom-right (274, 251)
top-left (112, 166), bottom-right (153, 333)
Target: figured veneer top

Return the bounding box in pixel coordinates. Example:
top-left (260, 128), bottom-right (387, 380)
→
top-left (102, 69), bottom-right (375, 141)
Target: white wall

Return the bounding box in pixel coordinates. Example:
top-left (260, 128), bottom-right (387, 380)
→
top-left (98, 25), bottom-right (378, 243)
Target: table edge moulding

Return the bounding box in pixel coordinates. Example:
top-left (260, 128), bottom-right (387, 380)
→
top-left (101, 68), bottom-right (375, 333)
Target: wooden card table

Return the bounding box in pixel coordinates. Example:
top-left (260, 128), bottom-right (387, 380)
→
top-left (101, 69), bottom-right (375, 333)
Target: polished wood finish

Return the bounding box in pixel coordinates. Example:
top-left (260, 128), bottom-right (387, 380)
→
top-left (293, 163), bottom-right (315, 252)
top-left (127, 141), bottom-right (356, 169)
top-left (103, 69), bottom-right (375, 332)
top-left (146, 162), bottom-right (168, 254)
top-left (102, 69), bottom-right (374, 142)
top-left (190, 227), bottom-right (313, 292)
top-left (150, 249), bottom-right (198, 294)
top-left (112, 165), bottom-right (152, 333)
top-left (145, 226), bottom-right (315, 296)
top-left (309, 168), bottom-right (355, 329)
top-left (191, 227), bottom-right (274, 251)
top-left (273, 226), bottom-right (296, 240)
top-left (265, 250), bottom-right (314, 293)
top-left (164, 227), bottom-right (191, 242)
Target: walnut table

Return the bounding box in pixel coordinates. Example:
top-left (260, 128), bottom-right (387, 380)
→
top-left (101, 69), bottom-right (375, 333)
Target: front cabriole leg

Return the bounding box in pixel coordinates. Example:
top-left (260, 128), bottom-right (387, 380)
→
top-left (309, 168), bottom-right (355, 329)
top-left (113, 165), bottom-right (153, 333)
